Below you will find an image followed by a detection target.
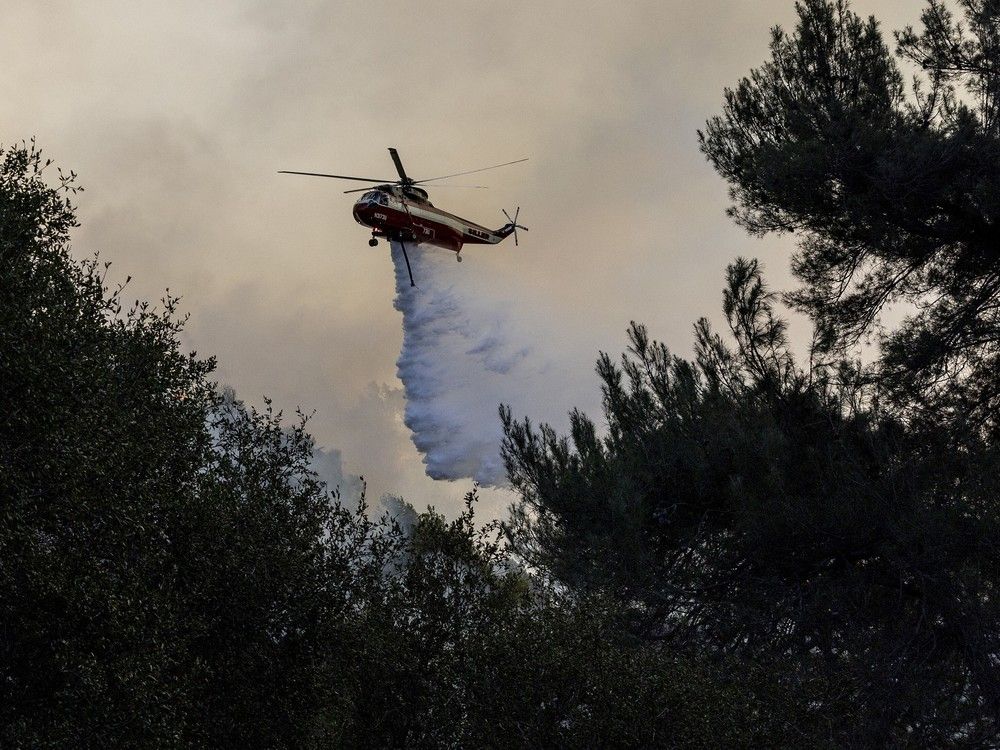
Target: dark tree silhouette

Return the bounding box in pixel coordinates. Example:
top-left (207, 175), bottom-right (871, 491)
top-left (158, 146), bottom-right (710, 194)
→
top-left (0, 139), bottom-right (368, 747)
top-left (503, 2), bottom-right (1000, 744)
top-left (504, 258), bottom-right (1000, 745)
top-left (700, 0), bottom-right (1000, 439)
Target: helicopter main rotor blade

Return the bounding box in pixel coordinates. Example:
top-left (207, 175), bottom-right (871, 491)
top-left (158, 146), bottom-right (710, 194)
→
top-left (388, 147), bottom-right (410, 183)
top-left (342, 183), bottom-right (488, 194)
top-left (413, 157), bottom-right (528, 185)
top-left (278, 170), bottom-right (395, 183)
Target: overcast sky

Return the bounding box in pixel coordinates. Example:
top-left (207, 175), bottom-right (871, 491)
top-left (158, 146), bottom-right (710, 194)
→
top-left (2, 0), bottom-right (919, 518)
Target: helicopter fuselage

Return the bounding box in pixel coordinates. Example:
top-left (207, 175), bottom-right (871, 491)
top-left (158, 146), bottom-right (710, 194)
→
top-left (352, 186), bottom-right (507, 254)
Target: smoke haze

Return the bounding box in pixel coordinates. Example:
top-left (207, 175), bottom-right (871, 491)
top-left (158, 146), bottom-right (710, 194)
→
top-left (1, 0), bottom-right (919, 517)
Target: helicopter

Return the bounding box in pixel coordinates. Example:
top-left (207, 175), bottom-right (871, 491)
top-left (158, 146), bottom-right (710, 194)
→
top-left (280, 147), bottom-right (528, 286)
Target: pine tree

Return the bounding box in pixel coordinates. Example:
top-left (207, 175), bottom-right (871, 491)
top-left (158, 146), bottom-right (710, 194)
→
top-left (503, 258), bottom-right (1000, 744)
top-left (502, 2), bottom-right (1000, 742)
top-left (700, 0), bottom-right (1000, 440)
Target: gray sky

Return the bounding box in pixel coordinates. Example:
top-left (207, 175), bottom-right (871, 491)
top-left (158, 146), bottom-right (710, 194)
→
top-left (2, 0), bottom-right (919, 517)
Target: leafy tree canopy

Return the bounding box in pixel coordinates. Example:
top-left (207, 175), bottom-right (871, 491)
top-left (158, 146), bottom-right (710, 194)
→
top-left (700, 0), bottom-right (1000, 435)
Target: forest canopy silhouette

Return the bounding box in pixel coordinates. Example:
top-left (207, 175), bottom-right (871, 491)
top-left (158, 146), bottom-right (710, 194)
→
top-left (5, 0), bottom-right (1000, 747)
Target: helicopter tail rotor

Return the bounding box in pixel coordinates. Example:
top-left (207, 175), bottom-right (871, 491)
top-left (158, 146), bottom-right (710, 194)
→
top-left (499, 207), bottom-right (528, 246)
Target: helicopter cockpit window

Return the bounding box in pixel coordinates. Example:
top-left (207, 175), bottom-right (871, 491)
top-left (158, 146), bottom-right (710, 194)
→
top-left (376, 192), bottom-right (388, 205)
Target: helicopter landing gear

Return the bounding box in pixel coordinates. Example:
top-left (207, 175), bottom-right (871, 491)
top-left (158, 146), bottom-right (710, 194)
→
top-left (456, 253), bottom-right (463, 263)
top-left (368, 237), bottom-right (378, 247)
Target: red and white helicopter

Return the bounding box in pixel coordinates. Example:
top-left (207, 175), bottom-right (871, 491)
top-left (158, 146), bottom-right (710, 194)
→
top-left (280, 147), bottom-right (528, 286)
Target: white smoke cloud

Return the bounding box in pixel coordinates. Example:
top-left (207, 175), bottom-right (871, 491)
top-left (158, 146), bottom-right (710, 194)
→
top-left (309, 444), bottom-right (364, 503)
top-left (392, 241), bottom-right (547, 486)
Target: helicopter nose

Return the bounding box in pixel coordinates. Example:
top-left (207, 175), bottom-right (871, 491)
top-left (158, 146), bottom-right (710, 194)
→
top-left (353, 205), bottom-right (371, 227)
